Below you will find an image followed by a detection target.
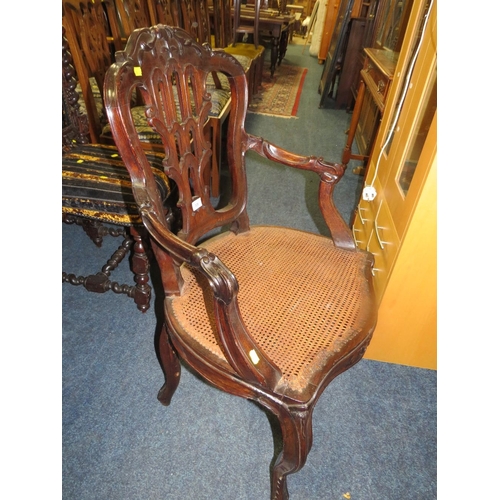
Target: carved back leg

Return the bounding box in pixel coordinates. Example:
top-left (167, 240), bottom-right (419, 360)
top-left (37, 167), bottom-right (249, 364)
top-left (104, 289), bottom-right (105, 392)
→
top-left (156, 323), bottom-right (181, 406)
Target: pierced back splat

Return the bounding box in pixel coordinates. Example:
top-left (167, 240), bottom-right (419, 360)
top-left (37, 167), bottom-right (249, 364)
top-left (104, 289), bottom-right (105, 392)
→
top-left (105, 26), bottom-right (250, 246)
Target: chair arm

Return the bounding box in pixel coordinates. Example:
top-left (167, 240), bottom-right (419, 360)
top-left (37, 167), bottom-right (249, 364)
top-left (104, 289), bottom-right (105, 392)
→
top-left (245, 133), bottom-right (356, 250)
top-left (139, 202), bottom-right (283, 390)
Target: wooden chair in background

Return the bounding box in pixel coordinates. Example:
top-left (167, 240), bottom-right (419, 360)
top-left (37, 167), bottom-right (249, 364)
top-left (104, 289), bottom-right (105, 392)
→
top-left (214, 0), bottom-right (265, 96)
top-left (62, 0), bottom-right (116, 144)
top-left (62, 0), bottom-right (227, 200)
top-left (104, 25), bottom-right (378, 499)
top-left (176, 0), bottom-right (234, 198)
top-left (148, 0), bottom-right (181, 26)
top-left (233, 0), bottom-right (261, 48)
top-left (113, 0), bottom-right (156, 38)
top-left (179, 0), bottom-right (212, 44)
top-left (62, 27), bottom-right (175, 312)
top-left (62, 0), bottom-right (165, 149)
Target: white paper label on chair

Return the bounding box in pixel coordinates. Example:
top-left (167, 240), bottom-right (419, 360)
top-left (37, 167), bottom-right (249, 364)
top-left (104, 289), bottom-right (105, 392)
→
top-left (249, 349), bottom-right (260, 365)
top-left (192, 197), bottom-right (202, 211)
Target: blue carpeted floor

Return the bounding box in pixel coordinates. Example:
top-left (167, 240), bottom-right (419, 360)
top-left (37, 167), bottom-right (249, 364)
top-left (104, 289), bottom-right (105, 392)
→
top-left (62, 40), bottom-right (436, 499)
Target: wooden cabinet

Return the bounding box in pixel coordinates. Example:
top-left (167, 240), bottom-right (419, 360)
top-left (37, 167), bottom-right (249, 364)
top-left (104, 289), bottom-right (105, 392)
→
top-left (342, 47), bottom-right (397, 162)
top-left (352, 0), bottom-right (436, 369)
top-left (342, 0), bottom-right (415, 164)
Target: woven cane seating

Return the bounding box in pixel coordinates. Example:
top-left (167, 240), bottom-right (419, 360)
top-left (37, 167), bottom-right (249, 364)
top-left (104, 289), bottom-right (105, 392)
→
top-left (104, 25), bottom-right (378, 499)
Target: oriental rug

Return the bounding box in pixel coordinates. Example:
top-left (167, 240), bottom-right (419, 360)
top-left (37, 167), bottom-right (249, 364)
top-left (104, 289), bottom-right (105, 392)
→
top-left (248, 64), bottom-right (308, 118)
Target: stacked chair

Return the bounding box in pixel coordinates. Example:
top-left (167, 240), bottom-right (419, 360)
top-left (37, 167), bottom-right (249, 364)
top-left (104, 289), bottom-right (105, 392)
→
top-left (62, 0), bottom-right (232, 196)
top-left (212, 0), bottom-right (265, 97)
top-left (104, 25), bottom-right (378, 500)
top-left (175, 0), bottom-right (235, 198)
top-left (62, 0), bottom-right (163, 148)
top-left (113, 0), bottom-right (155, 38)
top-left (62, 27), bottom-right (175, 312)
top-left (148, 0), bottom-right (181, 27)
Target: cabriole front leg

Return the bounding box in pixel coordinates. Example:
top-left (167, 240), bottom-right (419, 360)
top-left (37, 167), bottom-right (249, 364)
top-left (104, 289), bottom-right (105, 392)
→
top-left (270, 406), bottom-right (313, 500)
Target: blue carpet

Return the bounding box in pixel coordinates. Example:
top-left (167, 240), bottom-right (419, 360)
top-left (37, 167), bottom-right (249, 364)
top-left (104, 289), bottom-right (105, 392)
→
top-left (62, 41), bottom-right (436, 499)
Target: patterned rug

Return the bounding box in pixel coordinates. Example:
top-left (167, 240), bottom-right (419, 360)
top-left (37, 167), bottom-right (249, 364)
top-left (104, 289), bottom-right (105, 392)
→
top-left (248, 64), bottom-right (308, 118)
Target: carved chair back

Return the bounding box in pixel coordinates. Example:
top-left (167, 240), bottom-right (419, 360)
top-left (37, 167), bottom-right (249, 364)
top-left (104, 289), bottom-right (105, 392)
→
top-left (105, 26), bottom-right (248, 254)
top-left (179, 0), bottom-right (212, 45)
top-left (211, 0), bottom-right (232, 48)
top-left (62, 26), bottom-right (90, 147)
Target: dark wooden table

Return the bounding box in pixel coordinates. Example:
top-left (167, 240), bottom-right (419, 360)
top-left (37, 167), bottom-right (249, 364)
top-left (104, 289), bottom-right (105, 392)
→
top-left (244, 8), bottom-right (293, 75)
top-left (231, 7), bottom-right (294, 76)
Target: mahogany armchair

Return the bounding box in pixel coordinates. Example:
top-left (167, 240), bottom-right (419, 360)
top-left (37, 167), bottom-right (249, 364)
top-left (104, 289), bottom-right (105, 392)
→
top-left (104, 25), bottom-right (377, 499)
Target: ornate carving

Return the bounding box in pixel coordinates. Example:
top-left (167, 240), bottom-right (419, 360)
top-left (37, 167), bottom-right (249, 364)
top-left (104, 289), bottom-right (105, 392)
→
top-left (110, 25), bottom-right (247, 245)
top-left (195, 249), bottom-right (238, 305)
top-left (247, 134), bottom-right (346, 182)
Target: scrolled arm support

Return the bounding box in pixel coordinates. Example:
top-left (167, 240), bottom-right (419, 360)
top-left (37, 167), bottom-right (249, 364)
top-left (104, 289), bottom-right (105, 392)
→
top-left (245, 134), bottom-right (356, 250)
top-left (195, 250), bottom-right (282, 389)
top-left (194, 249), bottom-right (238, 305)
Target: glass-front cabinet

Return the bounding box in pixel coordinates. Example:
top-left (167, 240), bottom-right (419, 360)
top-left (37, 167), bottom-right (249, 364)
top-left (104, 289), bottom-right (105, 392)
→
top-left (352, 0), bottom-right (436, 369)
top-left (373, 0), bottom-right (413, 52)
top-left (373, 0), bottom-right (436, 236)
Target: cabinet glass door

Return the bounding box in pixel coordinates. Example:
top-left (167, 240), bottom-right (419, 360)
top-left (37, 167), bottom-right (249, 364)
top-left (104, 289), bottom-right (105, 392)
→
top-left (397, 68), bottom-right (436, 195)
top-left (370, 0), bottom-right (436, 238)
top-left (381, 0), bottom-right (432, 158)
top-left (374, 0), bottom-right (413, 51)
